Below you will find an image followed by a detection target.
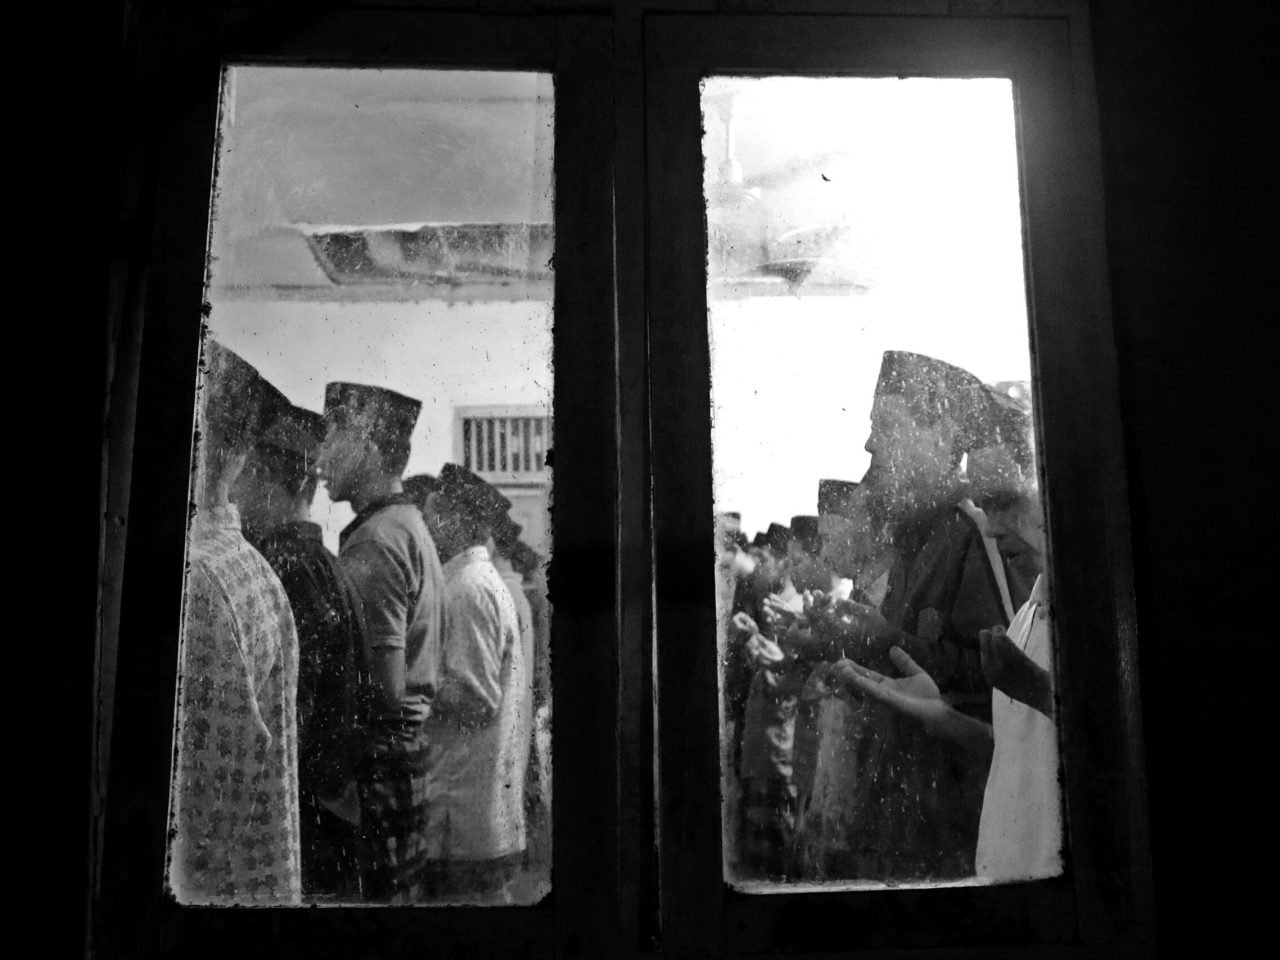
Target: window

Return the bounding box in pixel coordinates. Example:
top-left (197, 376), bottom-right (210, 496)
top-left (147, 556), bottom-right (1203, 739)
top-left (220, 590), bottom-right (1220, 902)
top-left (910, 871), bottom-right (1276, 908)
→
top-left (459, 407), bottom-right (553, 482)
top-left (646, 11), bottom-right (1149, 955)
top-left (94, 2), bottom-right (1150, 956)
top-left (168, 65), bottom-right (556, 907)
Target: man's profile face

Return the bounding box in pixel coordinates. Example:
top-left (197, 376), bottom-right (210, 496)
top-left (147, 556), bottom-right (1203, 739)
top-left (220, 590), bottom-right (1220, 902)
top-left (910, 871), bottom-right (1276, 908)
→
top-left (316, 412), bottom-right (376, 504)
top-left (862, 392), bottom-right (955, 523)
top-left (981, 494), bottom-right (1046, 575)
top-left (753, 549), bottom-right (781, 587)
top-left (231, 451), bottom-right (292, 530)
top-left (967, 441), bottom-right (1045, 575)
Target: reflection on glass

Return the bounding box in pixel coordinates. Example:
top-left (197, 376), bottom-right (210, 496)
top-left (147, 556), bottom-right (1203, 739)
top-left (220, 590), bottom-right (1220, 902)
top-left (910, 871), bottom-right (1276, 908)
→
top-left (168, 67), bottom-right (553, 906)
top-left (707, 77), bottom-right (1061, 890)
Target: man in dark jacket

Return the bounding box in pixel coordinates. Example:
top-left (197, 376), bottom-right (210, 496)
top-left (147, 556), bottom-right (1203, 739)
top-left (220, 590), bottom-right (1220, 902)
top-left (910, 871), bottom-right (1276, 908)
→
top-left (236, 399), bottom-right (367, 899)
top-left (768, 351), bottom-right (1026, 880)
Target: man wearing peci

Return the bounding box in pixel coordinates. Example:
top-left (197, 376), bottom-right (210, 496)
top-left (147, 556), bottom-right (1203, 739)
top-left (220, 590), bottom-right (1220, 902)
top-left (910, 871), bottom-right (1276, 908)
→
top-left (168, 341), bottom-right (302, 905)
top-left (316, 382), bottom-right (445, 903)
top-left (235, 399), bottom-right (367, 899)
top-left (419, 464), bottom-right (534, 899)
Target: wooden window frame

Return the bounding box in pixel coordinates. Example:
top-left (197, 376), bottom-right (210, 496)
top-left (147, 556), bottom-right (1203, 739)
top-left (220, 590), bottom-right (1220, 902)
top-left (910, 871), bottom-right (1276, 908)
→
top-left (93, 6), bottom-right (617, 959)
top-left (646, 8), bottom-right (1152, 958)
top-left (94, 2), bottom-right (1152, 958)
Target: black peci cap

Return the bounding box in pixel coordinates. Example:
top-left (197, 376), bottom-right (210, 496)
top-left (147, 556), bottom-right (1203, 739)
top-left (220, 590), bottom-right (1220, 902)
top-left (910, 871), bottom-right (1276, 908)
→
top-left (324, 381), bottom-right (421, 442)
top-left (401, 473), bottom-right (441, 511)
top-left (790, 515), bottom-right (821, 543)
top-left (438, 462), bottom-right (513, 523)
top-left (874, 350), bottom-right (1007, 457)
top-left (765, 522), bottom-right (793, 557)
top-left (817, 478), bottom-right (860, 518)
top-left (201, 340), bottom-right (289, 448)
top-left (252, 402), bottom-right (325, 483)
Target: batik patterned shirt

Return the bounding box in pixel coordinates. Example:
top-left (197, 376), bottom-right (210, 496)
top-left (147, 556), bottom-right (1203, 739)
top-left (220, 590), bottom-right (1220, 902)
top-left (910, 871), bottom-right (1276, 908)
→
top-left (168, 504), bottom-right (303, 904)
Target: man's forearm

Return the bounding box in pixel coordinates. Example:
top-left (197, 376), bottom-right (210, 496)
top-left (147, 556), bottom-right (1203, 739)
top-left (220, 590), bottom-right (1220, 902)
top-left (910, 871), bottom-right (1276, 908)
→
top-left (1000, 663), bottom-right (1055, 719)
top-left (366, 646), bottom-right (406, 709)
top-left (926, 706), bottom-right (994, 758)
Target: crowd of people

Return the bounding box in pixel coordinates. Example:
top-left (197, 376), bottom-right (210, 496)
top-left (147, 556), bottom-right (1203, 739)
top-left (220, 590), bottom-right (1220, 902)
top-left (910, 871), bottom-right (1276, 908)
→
top-left (167, 340), bottom-right (551, 905)
top-left (717, 349), bottom-right (1061, 885)
top-left (166, 337), bottom-right (1056, 902)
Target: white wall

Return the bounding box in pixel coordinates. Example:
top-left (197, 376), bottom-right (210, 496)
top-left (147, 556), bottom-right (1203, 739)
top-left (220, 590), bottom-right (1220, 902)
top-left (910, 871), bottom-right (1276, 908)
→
top-left (705, 77), bottom-right (1033, 538)
top-left (709, 291), bottom-right (1033, 538)
top-left (210, 298), bottom-right (552, 552)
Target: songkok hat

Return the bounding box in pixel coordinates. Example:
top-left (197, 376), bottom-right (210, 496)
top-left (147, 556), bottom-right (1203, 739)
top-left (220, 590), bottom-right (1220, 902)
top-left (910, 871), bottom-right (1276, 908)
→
top-left (252, 402), bottom-right (326, 483)
top-left (966, 441), bottom-right (1036, 508)
top-left (401, 473), bottom-right (441, 511)
top-left (751, 531), bottom-right (770, 549)
top-left (817, 479), bottom-right (860, 518)
top-left (765, 522), bottom-right (792, 557)
top-left (874, 350), bottom-right (994, 456)
top-left (438, 462), bottom-right (513, 523)
top-left (323, 381), bottom-right (422, 459)
top-left (492, 513), bottom-right (524, 550)
top-left (790, 515), bottom-right (822, 554)
top-left (201, 340), bottom-right (288, 448)
top-left (981, 380), bottom-right (1035, 471)
top-left (510, 540), bottom-right (544, 576)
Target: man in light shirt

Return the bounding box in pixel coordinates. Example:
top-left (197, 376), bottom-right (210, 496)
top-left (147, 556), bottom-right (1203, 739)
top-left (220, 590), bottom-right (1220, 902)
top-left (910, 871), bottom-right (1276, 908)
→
top-left (419, 463), bottom-right (533, 899)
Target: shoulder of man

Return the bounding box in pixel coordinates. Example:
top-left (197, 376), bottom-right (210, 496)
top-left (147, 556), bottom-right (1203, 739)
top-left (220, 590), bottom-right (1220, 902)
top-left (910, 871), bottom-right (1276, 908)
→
top-left (349, 501), bottom-right (424, 542)
top-left (458, 556), bottom-right (518, 608)
top-left (344, 503), bottom-right (434, 564)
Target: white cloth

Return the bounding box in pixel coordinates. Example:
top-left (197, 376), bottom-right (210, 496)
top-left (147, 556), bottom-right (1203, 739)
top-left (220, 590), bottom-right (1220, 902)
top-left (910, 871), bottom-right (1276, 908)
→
top-left (422, 546), bottom-right (532, 861)
top-left (958, 497), bottom-right (1016, 623)
top-left (976, 574), bottom-right (1063, 881)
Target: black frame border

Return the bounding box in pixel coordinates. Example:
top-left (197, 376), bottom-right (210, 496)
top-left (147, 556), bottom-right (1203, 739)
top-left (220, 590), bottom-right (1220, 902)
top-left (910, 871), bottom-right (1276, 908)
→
top-left (645, 12), bottom-right (1152, 957)
top-left (93, 7), bottom-right (618, 959)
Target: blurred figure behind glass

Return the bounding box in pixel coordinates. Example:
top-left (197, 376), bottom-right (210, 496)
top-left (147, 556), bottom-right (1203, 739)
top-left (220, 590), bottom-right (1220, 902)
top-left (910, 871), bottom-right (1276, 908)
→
top-left (236, 400), bottom-right (366, 899)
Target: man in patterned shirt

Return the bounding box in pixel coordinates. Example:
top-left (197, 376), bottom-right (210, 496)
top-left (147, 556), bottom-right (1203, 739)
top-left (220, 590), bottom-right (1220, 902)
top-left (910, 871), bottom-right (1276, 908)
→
top-left (318, 382), bottom-right (445, 903)
top-left (167, 341), bottom-right (303, 904)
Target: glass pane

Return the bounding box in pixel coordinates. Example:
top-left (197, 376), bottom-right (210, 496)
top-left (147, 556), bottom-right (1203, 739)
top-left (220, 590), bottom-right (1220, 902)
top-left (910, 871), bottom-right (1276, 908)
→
top-left (168, 66), bottom-right (553, 906)
top-left (706, 77), bottom-right (1061, 890)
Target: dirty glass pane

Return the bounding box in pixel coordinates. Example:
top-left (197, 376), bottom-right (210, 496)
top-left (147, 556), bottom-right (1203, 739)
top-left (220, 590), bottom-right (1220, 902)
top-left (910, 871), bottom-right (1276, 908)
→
top-left (168, 66), bottom-right (553, 906)
top-left (707, 77), bottom-right (1061, 890)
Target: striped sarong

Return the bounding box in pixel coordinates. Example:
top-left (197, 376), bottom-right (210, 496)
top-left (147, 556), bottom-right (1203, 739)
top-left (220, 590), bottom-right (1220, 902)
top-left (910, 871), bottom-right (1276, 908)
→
top-left (356, 721), bottom-right (432, 903)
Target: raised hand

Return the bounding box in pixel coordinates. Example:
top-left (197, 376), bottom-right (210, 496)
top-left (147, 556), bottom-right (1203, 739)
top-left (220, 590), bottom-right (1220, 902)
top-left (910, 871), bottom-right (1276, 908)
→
top-left (763, 593), bottom-right (806, 632)
top-left (730, 611), bottom-right (760, 641)
top-left (745, 632), bottom-right (787, 668)
top-left (980, 626), bottom-right (1055, 718)
top-left (833, 647), bottom-right (944, 719)
top-left (834, 647), bottom-right (993, 754)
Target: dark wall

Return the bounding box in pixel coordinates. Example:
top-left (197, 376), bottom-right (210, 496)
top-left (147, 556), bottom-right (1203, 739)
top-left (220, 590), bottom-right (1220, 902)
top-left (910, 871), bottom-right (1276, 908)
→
top-left (1090, 0), bottom-right (1269, 952)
